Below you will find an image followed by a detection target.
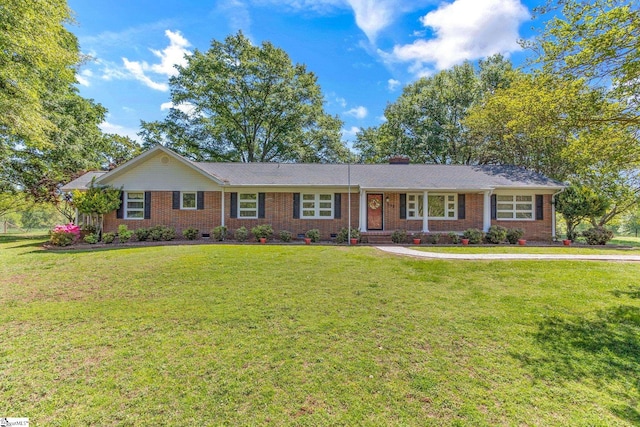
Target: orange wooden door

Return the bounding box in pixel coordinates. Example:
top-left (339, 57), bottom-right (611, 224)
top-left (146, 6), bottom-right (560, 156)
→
top-left (367, 194), bottom-right (384, 230)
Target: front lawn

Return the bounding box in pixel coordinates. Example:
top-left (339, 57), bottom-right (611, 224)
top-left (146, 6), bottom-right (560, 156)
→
top-left (1, 236), bottom-right (640, 425)
top-left (413, 245), bottom-right (640, 255)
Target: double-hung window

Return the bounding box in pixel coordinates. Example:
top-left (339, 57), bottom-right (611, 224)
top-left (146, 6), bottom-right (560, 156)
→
top-left (125, 192), bottom-right (144, 219)
top-left (238, 193), bottom-right (258, 218)
top-left (496, 195), bottom-right (534, 220)
top-left (181, 192), bottom-right (197, 210)
top-left (407, 193), bottom-right (456, 219)
top-left (301, 193), bottom-right (333, 218)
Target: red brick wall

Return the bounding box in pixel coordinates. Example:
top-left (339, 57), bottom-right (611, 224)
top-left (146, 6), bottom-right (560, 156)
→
top-left (491, 194), bottom-right (554, 241)
top-left (225, 192), bottom-right (360, 240)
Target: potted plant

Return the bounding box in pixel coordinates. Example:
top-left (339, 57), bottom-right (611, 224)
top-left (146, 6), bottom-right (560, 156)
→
top-left (461, 238), bottom-right (470, 245)
top-left (305, 229), bottom-right (320, 244)
top-left (412, 232), bottom-right (422, 245)
top-left (518, 239), bottom-right (526, 245)
top-left (563, 239), bottom-right (572, 246)
top-left (251, 224), bottom-right (273, 243)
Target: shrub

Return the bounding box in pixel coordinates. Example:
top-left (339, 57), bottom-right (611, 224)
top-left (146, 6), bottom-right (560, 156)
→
top-left (81, 224), bottom-right (98, 236)
top-left (117, 224), bottom-right (133, 243)
top-left (336, 227), bottom-right (360, 244)
top-left (463, 228), bottom-right (484, 244)
top-left (183, 227), bottom-right (199, 240)
top-left (506, 228), bottom-right (525, 244)
top-left (485, 225), bottom-right (508, 244)
top-left (305, 229), bottom-right (320, 243)
top-left (83, 233), bottom-right (99, 244)
top-left (148, 225), bottom-right (176, 241)
top-left (102, 232), bottom-right (116, 244)
top-left (234, 226), bottom-right (248, 242)
top-left (251, 224), bottom-right (274, 241)
top-left (428, 233), bottom-right (441, 244)
top-left (49, 223), bottom-right (81, 246)
top-left (212, 225), bottom-right (228, 241)
top-left (448, 232), bottom-right (460, 244)
top-left (582, 227), bottom-right (613, 245)
top-left (279, 230), bottom-right (292, 242)
top-left (134, 227), bottom-right (150, 242)
top-left (391, 229), bottom-right (408, 244)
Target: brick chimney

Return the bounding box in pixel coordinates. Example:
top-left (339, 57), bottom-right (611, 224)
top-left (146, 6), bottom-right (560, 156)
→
top-left (388, 156), bottom-right (410, 165)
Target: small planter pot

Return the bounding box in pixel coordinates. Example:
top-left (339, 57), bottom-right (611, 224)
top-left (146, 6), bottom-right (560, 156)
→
top-left (412, 238), bottom-right (421, 245)
top-left (518, 239), bottom-right (526, 246)
top-left (304, 238), bottom-right (312, 245)
top-left (563, 239), bottom-right (571, 246)
top-left (350, 238), bottom-right (358, 245)
top-left (461, 239), bottom-right (470, 246)
top-left (259, 237), bottom-right (267, 244)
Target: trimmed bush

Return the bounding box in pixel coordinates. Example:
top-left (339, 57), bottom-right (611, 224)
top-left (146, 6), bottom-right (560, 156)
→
top-left (251, 224), bottom-right (274, 241)
top-left (134, 227), bottom-right (150, 242)
top-left (506, 228), bottom-right (525, 244)
top-left (234, 226), bottom-right (248, 242)
top-left (212, 226), bottom-right (227, 241)
top-left (117, 224), bottom-right (133, 243)
top-left (102, 232), bottom-right (116, 244)
top-left (148, 225), bottom-right (176, 241)
top-left (391, 229), bottom-right (408, 244)
top-left (485, 225), bottom-right (508, 244)
top-left (183, 227), bottom-right (199, 240)
top-left (448, 232), bottom-right (460, 244)
top-left (279, 230), bottom-right (292, 242)
top-left (49, 223), bottom-right (80, 246)
top-left (463, 228), bottom-right (484, 244)
top-left (336, 227), bottom-right (360, 244)
top-left (83, 233), bottom-right (99, 244)
top-left (429, 234), bottom-right (441, 244)
top-left (305, 229), bottom-right (320, 243)
top-left (582, 227), bottom-right (613, 245)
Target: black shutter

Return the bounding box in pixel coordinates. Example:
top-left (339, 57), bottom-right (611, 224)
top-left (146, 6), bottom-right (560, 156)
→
top-left (536, 195), bottom-right (544, 220)
top-left (399, 194), bottom-right (407, 219)
top-left (197, 191), bottom-right (205, 210)
top-left (230, 192), bottom-right (238, 218)
top-left (491, 195), bottom-right (497, 220)
top-left (458, 194), bottom-right (466, 220)
top-left (116, 191), bottom-right (124, 219)
top-left (293, 193), bottom-right (300, 219)
top-left (144, 192), bottom-right (151, 219)
top-left (172, 191), bottom-right (180, 209)
top-left (258, 193), bottom-right (266, 218)
top-left (334, 193), bottom-right (341, 219)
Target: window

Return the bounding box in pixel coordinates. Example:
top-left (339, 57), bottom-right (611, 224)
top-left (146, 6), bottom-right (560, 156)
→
top-left (407, 193), bottom-right (456, 219)
top-left (238, 193), bottom-right (258, 218)
top-left (125, 192), bottom-right (144, 219)
top-left (301, 193), bottom-right (333, 218)
top-left (496, 195), bottom-right (534, 220)
top-left (181, 192), bottom-right (196, 210)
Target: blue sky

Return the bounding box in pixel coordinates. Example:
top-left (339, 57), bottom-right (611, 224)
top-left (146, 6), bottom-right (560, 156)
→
top-left (68, 0), bottom-right (544, 146)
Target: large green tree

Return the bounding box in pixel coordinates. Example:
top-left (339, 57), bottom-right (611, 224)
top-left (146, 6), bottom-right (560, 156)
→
top-left (141, 31), bottom-right (349, 163)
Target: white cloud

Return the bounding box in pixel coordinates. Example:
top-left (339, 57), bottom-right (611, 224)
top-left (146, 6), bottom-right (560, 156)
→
top-left (217, 0), bottom-right (252, 34)
top-left (387, 78), bottom-right (401, 91)
top-left (100, 121), bottom-right (141, 142)
top-left (388, 0), bottom-right (529, 74)
top-left (336, 97), bottom-right (347, 108)
top-left (160, 101), bottom-right (197, 116)
top-left (342, 126), bottom-right (361, 140)
top-left (76, 69), bottom-right (93, 87)
top-left (344, 106), bottom-right (368, 119)
top-left (121, 30), bottom-right (191, 91)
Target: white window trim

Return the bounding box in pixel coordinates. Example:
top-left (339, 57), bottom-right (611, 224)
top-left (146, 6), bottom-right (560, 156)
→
top-left (407, 193), bottom-right (457, 220)
top-left (495, 193), bottom-right (535, 221)
top-left (180, 191), bottom-right (197, 210)
top-left (301, 193), bottom-right (334, 219)
top-left (238, 193), bottom-right (258, 219)
top-left (125, 191), bottom-right (144, 220)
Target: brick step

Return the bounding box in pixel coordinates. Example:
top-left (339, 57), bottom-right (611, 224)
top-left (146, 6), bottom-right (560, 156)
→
top-left (361, 233), bottom-right (393, 244)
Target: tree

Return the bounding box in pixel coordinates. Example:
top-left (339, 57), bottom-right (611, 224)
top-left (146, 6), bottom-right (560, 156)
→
top-left (72, 180), bottom-right (121, 235)
top-left (530, 0), bottom-right (640, 125)
top-left (141, 31), bottom-right (348, 163)
top-left (0, 0), bottom-right (79, 146)
top-left (555, 185), bottom-right (609, 240)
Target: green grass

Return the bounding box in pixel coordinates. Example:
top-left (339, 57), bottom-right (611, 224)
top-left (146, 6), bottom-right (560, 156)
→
top-left (413, 245), bottom-right (640, 255)
top-left (611, 236), bottom-right (640, 247)
top-left (2, 236), bottom-right (640, 425)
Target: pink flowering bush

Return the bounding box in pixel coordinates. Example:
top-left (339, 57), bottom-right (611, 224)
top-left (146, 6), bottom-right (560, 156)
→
top-left (50, 223), bottom-right (81, 246)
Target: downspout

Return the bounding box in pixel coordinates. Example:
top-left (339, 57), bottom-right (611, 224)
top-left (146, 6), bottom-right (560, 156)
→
top-left (348, 163), bottom-right (352, 244)
top-left (221, 187), bottom-right (225, 228)
top-left (551, 188), bottom-right (565, 241)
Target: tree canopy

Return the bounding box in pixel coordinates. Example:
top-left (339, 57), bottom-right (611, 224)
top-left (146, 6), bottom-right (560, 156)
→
top-left (141, 31), bottom-right (350, 163)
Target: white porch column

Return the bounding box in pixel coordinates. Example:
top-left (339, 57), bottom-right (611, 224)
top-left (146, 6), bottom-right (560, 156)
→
top-left (221, 188), bottom-right (225, 227)
top-left (359, 190), bottom-right (367, 231)
top-left (422, 191), bottom-right (429, 233)
top-left (483, 191), bottom-right (492, 232)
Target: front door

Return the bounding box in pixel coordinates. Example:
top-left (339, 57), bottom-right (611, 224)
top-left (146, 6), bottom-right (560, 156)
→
top-left (367, 193), bottom-right (384, 230)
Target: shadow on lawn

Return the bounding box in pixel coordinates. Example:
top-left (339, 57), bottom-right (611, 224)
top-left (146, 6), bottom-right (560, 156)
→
top-left (515, 296), bottom-right (640, 425)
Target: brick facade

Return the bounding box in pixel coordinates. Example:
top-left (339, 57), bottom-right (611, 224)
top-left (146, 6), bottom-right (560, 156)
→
top-left (104, 191), bottom-right (555, 241)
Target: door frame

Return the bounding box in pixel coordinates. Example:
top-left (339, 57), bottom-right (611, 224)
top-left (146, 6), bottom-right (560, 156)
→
top-left (366, 193), bottom-right (384, 231)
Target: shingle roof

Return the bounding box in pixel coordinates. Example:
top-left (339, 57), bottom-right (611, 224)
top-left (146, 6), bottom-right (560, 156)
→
top-left (61, 171), bottom-right (107, 191)
top-left (193, 162), bottom-right (563, 190)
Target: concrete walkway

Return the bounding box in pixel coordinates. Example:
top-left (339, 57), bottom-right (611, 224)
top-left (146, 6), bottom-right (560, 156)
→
top-left (376, 246), bottom-right (640, 262)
